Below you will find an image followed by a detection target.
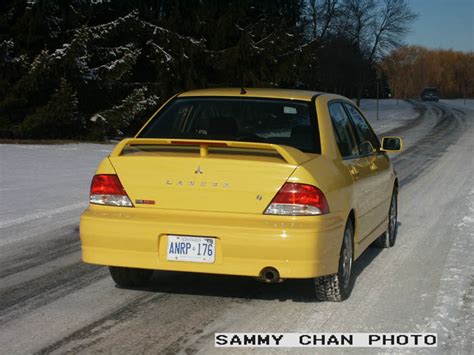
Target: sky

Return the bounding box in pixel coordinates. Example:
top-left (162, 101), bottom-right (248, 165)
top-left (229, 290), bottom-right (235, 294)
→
top-left (405, 0), bottom-right (473, 52)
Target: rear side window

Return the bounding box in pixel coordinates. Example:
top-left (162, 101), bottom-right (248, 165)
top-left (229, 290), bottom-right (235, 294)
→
top-left (343, 103), bottom-right (380, 151)
top-left (329, 102), bottom-right (358, 158)
top-left (139, 97), bottom-right (321, 153)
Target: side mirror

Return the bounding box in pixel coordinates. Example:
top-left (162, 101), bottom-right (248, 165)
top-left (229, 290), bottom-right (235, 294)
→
top-left (381, 136), bottom-right (403, 152)
top-left (359, 141), bottom-right (375, 155)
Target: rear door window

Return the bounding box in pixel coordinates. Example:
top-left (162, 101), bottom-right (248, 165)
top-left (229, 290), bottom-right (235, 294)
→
top-left (329, 102), bottom-right (358, 158)
top-left (343, 103), bottom-right (380, 153)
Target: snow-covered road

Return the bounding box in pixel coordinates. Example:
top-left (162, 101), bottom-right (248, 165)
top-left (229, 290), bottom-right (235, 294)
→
top-left (0, 100), bottom-right (472, 354)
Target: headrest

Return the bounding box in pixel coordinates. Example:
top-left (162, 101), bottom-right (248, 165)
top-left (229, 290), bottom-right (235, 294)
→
top-left (291, 125), bottom-right (316, 151)
top-left (208, 116), bottom-right (238, 138)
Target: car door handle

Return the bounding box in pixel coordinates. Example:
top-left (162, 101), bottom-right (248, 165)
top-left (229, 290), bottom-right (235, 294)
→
top-left (349, 166), bottom-right (360, 179)
top-left (370, 162), bottom-right (378, 172)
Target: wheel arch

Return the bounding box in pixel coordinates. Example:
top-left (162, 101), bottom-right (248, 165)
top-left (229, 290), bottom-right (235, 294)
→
top-left (345, 209), bottom-right (357, 260)
top-left (347, 209), bottom-right (356, 239)
top-left (346, 209), bottom-right (356, 253)
top-left (347, 209), bottom-right (356, 240)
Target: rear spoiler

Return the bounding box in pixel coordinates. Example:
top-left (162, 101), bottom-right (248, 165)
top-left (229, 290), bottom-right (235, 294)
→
top-left (110, 138), bottom-right (312, 165)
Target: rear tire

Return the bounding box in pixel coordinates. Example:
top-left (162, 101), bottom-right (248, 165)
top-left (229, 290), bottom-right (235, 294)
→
top-left (109, 266), bottom-right (153, 288)
top-left (314, 219), bottom-right (354, 302)
top-left (374, 189), bottom-right (398, 248)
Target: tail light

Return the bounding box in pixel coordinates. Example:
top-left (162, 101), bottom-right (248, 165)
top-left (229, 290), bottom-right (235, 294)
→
top-left (264, 182), bottom-right (329, 216)
top-left (90, 174), bottom-right (133, 207)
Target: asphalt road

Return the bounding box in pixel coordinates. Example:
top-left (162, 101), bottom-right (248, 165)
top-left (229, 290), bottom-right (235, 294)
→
top-left (0, 102), bottom-right (472, 354)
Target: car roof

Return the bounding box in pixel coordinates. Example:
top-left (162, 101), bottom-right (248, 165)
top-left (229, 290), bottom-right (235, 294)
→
top-left (177, 88), bottom-right (325, 101)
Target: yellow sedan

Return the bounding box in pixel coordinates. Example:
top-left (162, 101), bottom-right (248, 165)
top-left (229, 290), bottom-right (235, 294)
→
top-left (80, 88), bottom-right (402, 301)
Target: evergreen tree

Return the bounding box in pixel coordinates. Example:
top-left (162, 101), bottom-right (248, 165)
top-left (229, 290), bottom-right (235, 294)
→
top-left (19, 78), bottom-right (81, 139)
top-left (89, 86), bottom-right (159, 139)
top-left (0, 0), bottom-right (416, 140)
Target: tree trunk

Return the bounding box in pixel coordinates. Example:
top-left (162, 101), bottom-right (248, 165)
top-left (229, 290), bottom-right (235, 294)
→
top-left (356, 83), bottom-right (364, 106)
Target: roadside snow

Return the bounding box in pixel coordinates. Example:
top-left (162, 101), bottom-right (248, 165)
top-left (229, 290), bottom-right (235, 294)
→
top-left (457, 189), bottom-right (474, 229)
top-left (0, 143), bottom-right (113, 244)
top-left (426, 187), bottom-right (474, 352)
top-left (359, 99), bottom-right (419, 135)
top-left (440, 99), bottom-right (474, 111)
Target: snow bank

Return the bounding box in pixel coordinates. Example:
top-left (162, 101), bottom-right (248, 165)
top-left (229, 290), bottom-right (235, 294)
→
top-left (427, 187), bottom-right (474, 351)
top-left (0, 143), bottom-right (113, 242)
top-left (359, 99), bottom-right (419, 135)
top-left (440, 99), bottom-right (474, 111)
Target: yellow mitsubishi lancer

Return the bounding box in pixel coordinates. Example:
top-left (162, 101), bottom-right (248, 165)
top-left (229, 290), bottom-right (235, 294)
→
top-left (80, 88), bottom-right (402, 301)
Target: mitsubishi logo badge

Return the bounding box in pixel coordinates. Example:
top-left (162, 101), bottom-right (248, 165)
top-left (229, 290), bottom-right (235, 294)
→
top-left (194, 166), bottom-right (204, 174)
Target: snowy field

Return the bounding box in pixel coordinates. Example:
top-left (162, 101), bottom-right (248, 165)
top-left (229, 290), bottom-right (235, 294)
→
top-left (440, 98), bottom-right (474, 111)
top-left (359, 99), bottom-right (419, 135)
top-left (0, 143), bottom-right (114, 245)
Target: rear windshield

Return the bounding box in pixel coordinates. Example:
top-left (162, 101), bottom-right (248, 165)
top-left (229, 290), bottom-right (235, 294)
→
top-left (138, 97), bottom-right (320, 153)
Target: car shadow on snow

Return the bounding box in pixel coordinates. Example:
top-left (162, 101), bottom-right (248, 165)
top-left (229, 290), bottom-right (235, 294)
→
top-left (122, 221), bottom-right (401, 303)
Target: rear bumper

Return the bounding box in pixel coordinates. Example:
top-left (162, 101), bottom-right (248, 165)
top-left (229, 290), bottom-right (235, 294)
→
top-left (80, 205), bottom-right (346, 279)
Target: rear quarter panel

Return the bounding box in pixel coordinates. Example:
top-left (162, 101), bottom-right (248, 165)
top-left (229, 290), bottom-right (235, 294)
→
top-left (286, 94), bottom-right (356, 260)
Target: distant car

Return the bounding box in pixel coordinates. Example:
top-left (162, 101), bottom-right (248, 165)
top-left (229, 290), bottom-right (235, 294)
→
top-left (80, 88), bottom-right (403, 302)
top-left (421, 88), bottom-right (440, 101)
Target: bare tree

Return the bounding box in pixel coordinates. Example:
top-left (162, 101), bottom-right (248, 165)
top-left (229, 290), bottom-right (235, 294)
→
top-left (368, 0), bottom-right (417, 63)
top-left (341, 0), bottom-right (417, 103)
top-left (343, 0), bottom-right (416, 63)
top-left (341, 0), bottom-right (375, 54)
top-left (305, 0), bottom-right (341, 41)
top-left (382, 46), bottom-right (474, 99)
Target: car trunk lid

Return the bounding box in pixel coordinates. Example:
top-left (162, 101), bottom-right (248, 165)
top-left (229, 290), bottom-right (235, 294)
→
top-left (108, 138), bottom-right (313, 214)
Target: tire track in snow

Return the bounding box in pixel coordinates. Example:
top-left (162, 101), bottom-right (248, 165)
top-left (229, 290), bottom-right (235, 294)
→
top-left (0, 262), bottom-right (104, 324)
top-left (0, 202), bottom-right (87, 229)
top-left (394, 104), bottom-right (467, 186)
top-left (0, 225), bottom-right (80, 279)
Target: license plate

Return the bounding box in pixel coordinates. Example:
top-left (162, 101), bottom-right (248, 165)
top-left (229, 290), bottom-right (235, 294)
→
top-left (167, 235), bottom-right (215, 263)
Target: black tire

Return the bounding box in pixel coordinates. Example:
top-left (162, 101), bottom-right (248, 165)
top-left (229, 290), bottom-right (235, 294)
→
top-left (314, 219), bottom-right (354, 302)
top-left (109, 266), bottom-right (153, 288)
top-left (374, 189), bottom-right (398, 248)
